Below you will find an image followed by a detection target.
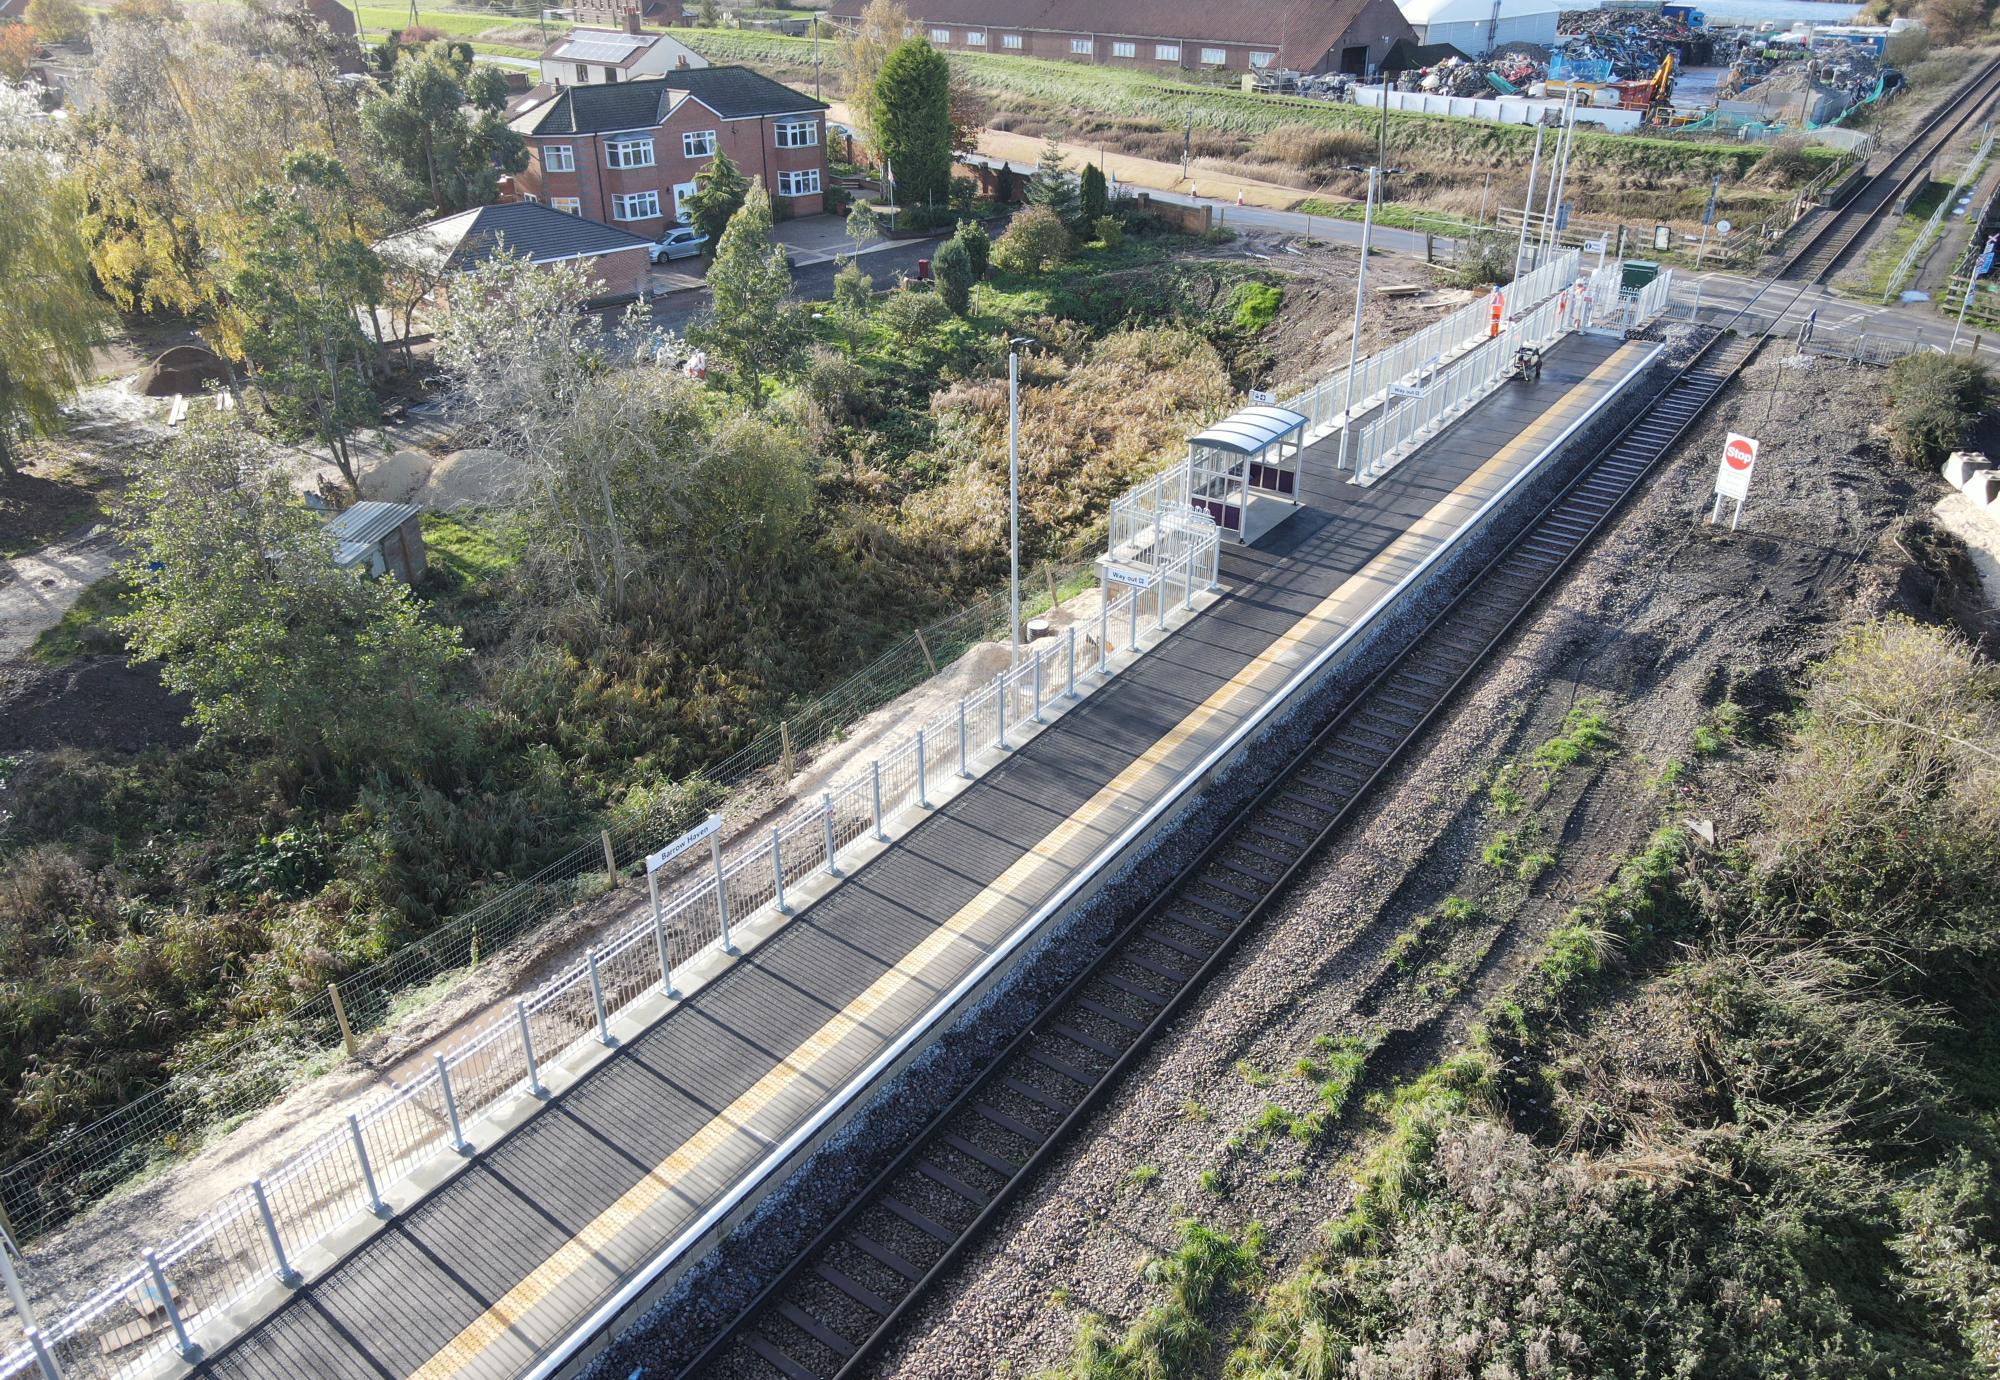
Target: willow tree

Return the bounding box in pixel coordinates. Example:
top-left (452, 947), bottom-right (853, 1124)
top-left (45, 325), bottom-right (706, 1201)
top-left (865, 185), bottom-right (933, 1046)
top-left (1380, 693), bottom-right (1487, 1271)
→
top-left (0, 82), bottom-right (107, 477)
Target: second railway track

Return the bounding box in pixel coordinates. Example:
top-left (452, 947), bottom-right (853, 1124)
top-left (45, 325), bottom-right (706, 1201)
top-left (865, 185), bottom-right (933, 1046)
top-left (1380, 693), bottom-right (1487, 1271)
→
top-left (668, 59), bottom-right (2000, 1380)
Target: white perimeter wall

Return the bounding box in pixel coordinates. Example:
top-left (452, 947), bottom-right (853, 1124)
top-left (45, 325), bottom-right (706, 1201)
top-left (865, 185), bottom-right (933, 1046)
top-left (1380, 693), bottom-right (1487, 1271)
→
top-left (1355, 83), bottom-right (1644, 133)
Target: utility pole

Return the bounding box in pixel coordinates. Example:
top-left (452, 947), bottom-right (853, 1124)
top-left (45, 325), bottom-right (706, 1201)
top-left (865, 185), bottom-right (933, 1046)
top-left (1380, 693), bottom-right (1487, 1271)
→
top-left (1337, 166), bottom-right (1380, 476)
top-left (812, 16), bottom-right (821, 102)
top-left (1514, 123), bottom-right (1545, 282)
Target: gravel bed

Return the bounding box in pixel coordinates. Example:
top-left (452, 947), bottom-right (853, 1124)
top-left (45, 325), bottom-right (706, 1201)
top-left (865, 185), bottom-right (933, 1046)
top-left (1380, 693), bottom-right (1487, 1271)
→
top-left (875, 344), bottom-right (1946, 1379)
top-left (585, 333), bottom-right (1933, 1380)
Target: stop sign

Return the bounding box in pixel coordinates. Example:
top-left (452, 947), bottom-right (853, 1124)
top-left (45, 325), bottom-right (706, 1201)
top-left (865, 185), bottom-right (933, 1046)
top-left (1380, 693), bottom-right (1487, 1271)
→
top-left (1715, 432), bottom-right (1759, 502)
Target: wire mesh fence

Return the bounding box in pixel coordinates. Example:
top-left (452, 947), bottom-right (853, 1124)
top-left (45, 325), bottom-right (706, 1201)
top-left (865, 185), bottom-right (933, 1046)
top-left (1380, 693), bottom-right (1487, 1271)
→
top-left (0, 557), bottom-right (1094, 1255)
top-left (0, 530), bottom-right (1221, 1380)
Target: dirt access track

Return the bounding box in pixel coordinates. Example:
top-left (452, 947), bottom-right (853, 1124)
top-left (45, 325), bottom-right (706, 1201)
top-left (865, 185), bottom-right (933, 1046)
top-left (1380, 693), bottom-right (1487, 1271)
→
top-left (870, 343), bottom-right (1995, 1377)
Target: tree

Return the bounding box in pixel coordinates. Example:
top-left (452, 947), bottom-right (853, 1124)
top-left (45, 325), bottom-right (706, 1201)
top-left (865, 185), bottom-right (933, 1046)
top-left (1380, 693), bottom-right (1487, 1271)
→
top-left (1918, 0), bottom-right (1981, 44)
top-left (0, 26), bottom-right (36, 81)
top-left (1026, 136), bottom-right (1080, 225)
top-left (683, 148), bottom-right (748, 246)
top-left (933, 235), bottom-right (972, 315)
top-left (689, 180), bottom-right (804, 401)
top-left (24, 0), bottom-right (84, 44)
top-left (846, 199), bottom-right (882, 253)
top-left (869, 37), bottom-right (951, 212)
top-left (1080, 162), bottom-right (1109, 225)
top-left (839, 0), bottom-right (910, 147)
top-left (990, 205), bottom-right (1071, 274)
top-left (696, 0), bottom-right (721, 25)
top-left (229, 151), bottom-right (384, 491)
top-left (831, 259), bottom-right (873, 352)
top-left (361, 42), bottom-right (525, 215)
top-left (113, 413), bottom-right (468, 773)
top-left (0, 82), bottom-right (108, 478)
top-left (955, 218), bottom-right (990, 278)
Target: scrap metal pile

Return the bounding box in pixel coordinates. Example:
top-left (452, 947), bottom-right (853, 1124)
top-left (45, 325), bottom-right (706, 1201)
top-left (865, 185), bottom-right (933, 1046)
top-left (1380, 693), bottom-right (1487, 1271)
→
top-left (1555, 8), bottom-right (1702, 78)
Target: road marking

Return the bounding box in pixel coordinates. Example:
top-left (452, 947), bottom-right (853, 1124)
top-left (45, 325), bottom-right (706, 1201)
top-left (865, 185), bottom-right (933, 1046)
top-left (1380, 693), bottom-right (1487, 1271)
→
top-left (406, 340), bottom-right (1646, 1380)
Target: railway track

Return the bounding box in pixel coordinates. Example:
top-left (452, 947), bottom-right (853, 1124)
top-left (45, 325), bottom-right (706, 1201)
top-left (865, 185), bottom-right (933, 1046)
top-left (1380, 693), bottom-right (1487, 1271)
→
top-left (1777, 57), bottom-right (2000, 285)
top-left (664, 61), bottom-right (2000, 1380)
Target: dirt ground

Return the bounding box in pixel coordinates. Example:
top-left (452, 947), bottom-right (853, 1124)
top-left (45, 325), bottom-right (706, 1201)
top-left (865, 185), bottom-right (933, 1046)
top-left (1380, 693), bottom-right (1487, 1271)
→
top-left (870, 344), bottom-right (1991, 1378)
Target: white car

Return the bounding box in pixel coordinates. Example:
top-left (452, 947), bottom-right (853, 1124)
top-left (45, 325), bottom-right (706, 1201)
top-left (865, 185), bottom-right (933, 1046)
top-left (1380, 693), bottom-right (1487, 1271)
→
top-left (650, 227), bottom-right (709, 263)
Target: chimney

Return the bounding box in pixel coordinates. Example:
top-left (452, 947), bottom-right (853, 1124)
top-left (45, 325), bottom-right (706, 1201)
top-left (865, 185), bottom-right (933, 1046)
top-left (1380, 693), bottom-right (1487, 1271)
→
top-left (624, 8), bottom-right (641, 32)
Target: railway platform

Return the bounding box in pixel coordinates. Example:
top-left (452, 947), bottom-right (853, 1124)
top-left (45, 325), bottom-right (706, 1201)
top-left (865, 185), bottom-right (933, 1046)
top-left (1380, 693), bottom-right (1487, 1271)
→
top-left (185, 332), bottom-right (1660, 1380)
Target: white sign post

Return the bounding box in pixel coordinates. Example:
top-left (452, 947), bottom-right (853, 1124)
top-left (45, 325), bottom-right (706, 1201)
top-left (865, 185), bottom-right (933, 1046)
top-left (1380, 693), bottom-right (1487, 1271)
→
top-left (1710, 432), bottom-right (1758, 530)
top-left (646, 813), bottom-right (729, 985)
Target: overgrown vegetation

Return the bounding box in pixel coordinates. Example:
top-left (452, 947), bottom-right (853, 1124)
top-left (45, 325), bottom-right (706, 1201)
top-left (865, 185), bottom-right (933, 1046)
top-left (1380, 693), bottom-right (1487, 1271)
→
top-left (1226, 617), bottom-right (2000, 1378)
top-left (0, 76), bottom-right (1284, 1212)
top-left (1887, 352), bottom-right (1993, 468)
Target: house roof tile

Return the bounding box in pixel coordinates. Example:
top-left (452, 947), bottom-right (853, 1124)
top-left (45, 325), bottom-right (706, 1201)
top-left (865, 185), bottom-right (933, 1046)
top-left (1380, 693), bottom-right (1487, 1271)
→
top-left (375, 201), bottom-right (656, 273)
top-left (523, 65), bottom-right (825, 135)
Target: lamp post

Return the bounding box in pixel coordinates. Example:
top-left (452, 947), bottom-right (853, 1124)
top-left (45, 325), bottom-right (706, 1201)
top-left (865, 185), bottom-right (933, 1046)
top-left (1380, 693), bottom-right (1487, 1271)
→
top-left (1008, 336), bottom-right (1036, 664)
top-left (1337, 166), bottom-right (1380, 476)
top-left (1513, 123), bottom-right (1545, 282)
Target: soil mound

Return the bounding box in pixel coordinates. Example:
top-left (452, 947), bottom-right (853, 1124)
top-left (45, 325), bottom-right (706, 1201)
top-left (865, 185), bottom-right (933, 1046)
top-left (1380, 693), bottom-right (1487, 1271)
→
top-left (132, 346), bottom-right (228, 398)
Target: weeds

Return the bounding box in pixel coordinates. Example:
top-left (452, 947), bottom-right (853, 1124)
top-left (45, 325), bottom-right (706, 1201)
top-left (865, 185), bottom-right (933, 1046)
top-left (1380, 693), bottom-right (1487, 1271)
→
top-left (1125, 1163), bottom-right (1160, 1193)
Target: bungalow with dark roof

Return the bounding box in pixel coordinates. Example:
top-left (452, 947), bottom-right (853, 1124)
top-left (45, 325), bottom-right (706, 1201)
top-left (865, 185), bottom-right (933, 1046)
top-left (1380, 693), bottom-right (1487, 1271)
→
top-left (375, 200), bottom-right (660, 310)
top-left (510, 65), bottom-right (830, 233)
top-left (825, 0), bottom-right (1414, 77)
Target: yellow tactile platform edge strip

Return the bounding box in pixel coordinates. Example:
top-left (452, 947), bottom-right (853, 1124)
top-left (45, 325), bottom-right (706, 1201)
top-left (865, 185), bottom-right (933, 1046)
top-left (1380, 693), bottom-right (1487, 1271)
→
top-left (409, 343), bottom-right (1646, 1380)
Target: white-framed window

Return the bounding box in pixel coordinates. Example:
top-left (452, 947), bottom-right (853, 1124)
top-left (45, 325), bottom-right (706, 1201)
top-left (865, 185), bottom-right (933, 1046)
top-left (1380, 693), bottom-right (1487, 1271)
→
top-left (777, 168), bottom-right (821, 197)
top-left (574, 63), bottom-right (589, 81)
top-left (775, 119), bottom-right (818, 148)
top-left (1155, 43), bottom-right (1180, 60)
top-left (1002, 32), bottom-right (1022, 48)
top-left (929, 26), bottom-right (949, 41)
top-left (1201, 46), bottom-right (1226, 63)
top-left (543, 143), bottom-right (575, 172)
top-left (1069, 37), bottom-right (1092, 53)
top-left (1111, 40), bottom-right (1135, 57)
top-left (682, 129), bottom-right (717, 158)
top-left (606, 137), bottom-right (655, 169)
top-left (521, 192), bottom-right (539, 203)
top-left (964, 28), bottom-right (985, 44)
top-left (1249, 50), bottom-right (1275, 67)
top-left (551, 196), bottom-right (582, 214)
top-left (612, 190), bottom-right (661, 220)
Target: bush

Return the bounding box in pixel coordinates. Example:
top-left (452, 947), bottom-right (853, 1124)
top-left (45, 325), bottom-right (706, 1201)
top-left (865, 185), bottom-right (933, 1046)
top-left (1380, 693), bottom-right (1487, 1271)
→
top-left (1886, 352), bottom-right (1991, 468)
top-left (1753, 135), bottom-right (1816, 187)
top-left (1092, 214), bottom-right (1124, 250)
top-left (991, 205), bottom-right (1072, 274)
top-left (932, 236), bottom-right (972, 315)
top-left (1080, 162), bottom-right (1109, 224)
top-left (1883, 24), bottom-right (1931, 67)
top-left (877, 287), bottom-right (952, 341)
top-left (954, 218), bottom-right (990, 278)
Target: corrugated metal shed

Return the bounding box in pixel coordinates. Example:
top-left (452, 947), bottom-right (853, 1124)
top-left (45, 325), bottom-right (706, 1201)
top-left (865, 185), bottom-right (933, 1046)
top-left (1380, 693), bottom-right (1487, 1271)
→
top-left (328, 501), bottom-right (421, 569)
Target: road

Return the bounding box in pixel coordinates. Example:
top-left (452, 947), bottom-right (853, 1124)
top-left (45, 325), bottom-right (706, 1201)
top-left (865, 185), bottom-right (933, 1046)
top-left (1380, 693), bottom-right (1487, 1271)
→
top-left (1675, 269), bottom-right (2000, 358)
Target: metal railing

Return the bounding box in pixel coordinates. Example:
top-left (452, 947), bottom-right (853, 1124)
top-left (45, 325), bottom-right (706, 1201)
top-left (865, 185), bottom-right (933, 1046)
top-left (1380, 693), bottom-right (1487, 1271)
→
top-left (1881, 130), bottom-right (1995, 303)
top-left (1352, 269), bottom-right (1673, 485)
top-left (1279, 251), bottom-right (1582, 436)
top-left (0, 531), bottom-right (1224, 1380)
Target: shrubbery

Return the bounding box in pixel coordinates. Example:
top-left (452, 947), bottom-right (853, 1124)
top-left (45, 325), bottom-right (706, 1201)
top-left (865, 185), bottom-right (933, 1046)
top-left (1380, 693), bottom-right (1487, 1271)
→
top-left (1226, 618), bottom-right (2000, 1380)
top-left (1886, 352), bottom-right (1991, 468)
top-left (992, 205), bottom-right (1072, 274)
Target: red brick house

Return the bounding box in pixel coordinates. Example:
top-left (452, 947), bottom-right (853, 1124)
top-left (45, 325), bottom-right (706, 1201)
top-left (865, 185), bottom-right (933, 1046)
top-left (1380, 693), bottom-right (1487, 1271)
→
top-left (510, 67), bottom-right (829, 237)
top-left (825, 0), bottom-right (1414, 78)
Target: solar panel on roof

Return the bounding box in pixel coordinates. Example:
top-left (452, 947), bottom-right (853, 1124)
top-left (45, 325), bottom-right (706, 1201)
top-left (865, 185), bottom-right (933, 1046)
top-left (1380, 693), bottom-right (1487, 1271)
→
top-left (560, 35), bottom-right (644, 61)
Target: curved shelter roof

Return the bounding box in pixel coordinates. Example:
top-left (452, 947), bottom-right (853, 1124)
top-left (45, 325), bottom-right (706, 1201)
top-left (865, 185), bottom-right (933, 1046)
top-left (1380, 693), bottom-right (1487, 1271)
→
top-left (1190, 405), bottom-right (1309, 455)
